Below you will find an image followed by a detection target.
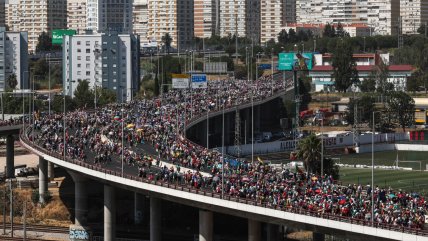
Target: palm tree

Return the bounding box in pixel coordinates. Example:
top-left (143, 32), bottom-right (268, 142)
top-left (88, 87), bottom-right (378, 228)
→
top-left (161, 33), bottom-right (172, 55)
top-left (297, 134), bottom-right (322, 174)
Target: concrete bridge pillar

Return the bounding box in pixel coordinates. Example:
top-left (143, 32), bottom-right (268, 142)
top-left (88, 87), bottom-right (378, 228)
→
top-left (266, 223), bottom-right (279, 241)
top-left (38, 157), bottom-right (48, 204)
top-left (134, 192), bottom-right (145, 225)
top-left (104, 185), bottom-right (116, 241)
top-left (248, 219), bottom-right (261, 241)
top-left (150, 197), bottom-right (161, 241)
top-left (6, 134), bottom-right (15, 178)
top-left (68, 171), bottom-right (88, 227)
top-left (313, 232), bottom-right (325, 241)
top-left (199, 210), bottom-right (213, 241)
top-left (47, 162), bottom-right (55, 180)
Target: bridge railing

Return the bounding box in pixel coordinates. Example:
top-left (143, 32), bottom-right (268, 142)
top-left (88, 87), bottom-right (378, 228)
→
top-left (20, 127), bottom-right (428, 237)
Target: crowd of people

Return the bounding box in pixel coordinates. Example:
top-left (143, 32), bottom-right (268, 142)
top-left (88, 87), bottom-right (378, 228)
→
top-left (26, 75), bottom-right (427, 230)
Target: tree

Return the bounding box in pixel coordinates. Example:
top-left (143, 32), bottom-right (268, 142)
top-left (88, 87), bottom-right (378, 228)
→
top-left (52, 95), bottom-right (75, 113)
top-left (345, 95), bottom-right (376, 125)
top-left (331, 39), bottom-right (359, 92)
top-left (417, 23), bottom-right (426, 35)
top-left (288, 29), bottom-right (297, 43)
top-left (161, 33), bottom-right (172, 55)
top-left (387, 91), bottom-right (415, 132)
top-left (6, 74), bottom-right (17, 90)
top-left (95, 87), bottom-right (117, 107)
top-left (374, 60), bottom-right (392, 93)
top-left (297, 134), bottom-right (321, 174)
top-left (336, 22), bottom-right (349, 37)
top-left (323, 23), bottom-right (336, 38)
top-left (277, 29), bottom-right (289, 44)
top-left (359, 78), bottom-right (376, 92)
top-left (73, 80), bottom-right (94, 109)
top-left (36, 32), bottom-right (53, 53)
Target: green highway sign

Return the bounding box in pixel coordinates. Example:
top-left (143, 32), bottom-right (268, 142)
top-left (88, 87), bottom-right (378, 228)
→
top-left (52, 29), bottom-right (76, 45)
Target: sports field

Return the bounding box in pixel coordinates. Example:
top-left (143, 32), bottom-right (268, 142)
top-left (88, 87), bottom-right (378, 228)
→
top-left (339, 168), bottom-right (428, 196)
top-left (332, 150), bottom-right (428, 170)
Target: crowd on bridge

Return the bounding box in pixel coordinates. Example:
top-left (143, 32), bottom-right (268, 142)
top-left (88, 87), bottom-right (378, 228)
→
top-left (26, 75), bottom-right (428, 230)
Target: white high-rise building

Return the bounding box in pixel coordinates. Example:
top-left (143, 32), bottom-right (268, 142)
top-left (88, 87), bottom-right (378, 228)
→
top-left (63, 33), bottom-right (140, 102)
top-left (219, 0), bottom-right (246, 37)
top-left (147, 0), bottom-right (194, 49)
top-left (296, 0), bottom-right (399, 35)
top-left (67, 0), bottom-right (87, 34)
top-left (0, 27), bottom-right (28, 91)
top-left (194, 0), bottom-right (216, 38)
top-left (5, 0), bottom-right (67, 53)
top-left (367, 0), bottom-right (400, 35)
top-left (86, 0), bottom-right (133, 34)
top-left (401, 0), bottom-right (428, 34)
top-left (133, 0), bottom-right (148, 44)
top-left (261, 0), bottom-right (283, 43)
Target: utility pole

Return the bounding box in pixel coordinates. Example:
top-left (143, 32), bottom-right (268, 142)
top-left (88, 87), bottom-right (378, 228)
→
top-left (3, 187), bottom-right (6, 235)
top-left (23, 201), bottom-right (26, 241)
top-left (9, 180), bottom-right (13, 238)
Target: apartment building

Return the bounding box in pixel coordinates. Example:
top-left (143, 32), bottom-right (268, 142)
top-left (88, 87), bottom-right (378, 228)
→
top-left (283, 0), bottom-right (296, 24)
top-left (194, 0), bottom-right (216, 38)
top-left (246, 0), bottom-right (261, 44)
top-left (147, 0), bottom-right (194, 50)
top-left (367, 0), bottom-right (400, 35)
top-left (401, 0), bottom-right (428, 34)
top-left (219, 0), bottom-right (246, 37)
top-left (67, 0), bottom-right (86, 34)
top-left (6, 0), bottom-right (67, 53)
top-left (261, 0), bottom-right (283, 43)
top-left (0, 27), bottom-right (28, 91)
top-left (296, 0), bottom-right (399, 35)
top-left (133, 0), bottom-right (148, 44)
top-left (63, 33), bottom-right (140, 102)
top-left (86, 0), bottom-right (133, 34)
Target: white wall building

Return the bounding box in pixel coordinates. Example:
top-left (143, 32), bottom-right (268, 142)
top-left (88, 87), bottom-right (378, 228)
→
top-left (63, 33), bottom-right (140, 102)
top-left (133, 0), bottom-right (148, 44)
top-left (219, 0), bottom-right (246, 37)
top-left (67, 0), bottom-right (87, 34)
top-left (194, 0), bottom-right (216, 39)
top-left (86, 0), bottom-right (133, 34)
top-left (147, 0), bottom-right (193, 50)
top-left (296, 0), bottom-right (400, 35)
top-left (260, 0), bottom-right (283, 43)
top-left (5, 0), bottom-right (67, 53)
top-left (0, 27), bottom-right (28, 91)
top-left (401, 0), bottom-right (428, 34)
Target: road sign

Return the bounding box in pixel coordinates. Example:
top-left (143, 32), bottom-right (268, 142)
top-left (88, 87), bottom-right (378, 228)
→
top-left (171, 74), bottom-right (189, 89)
top-left (204, 62), bottom-right (227, 74)
top-left (52, 29), bottom-right (76, 45)
top-left (278, 52), bottom-right (314, 71)
top-left (258, 64), bottom-right (272, 70)
top-left (191, 74), bottom-right (207, 89)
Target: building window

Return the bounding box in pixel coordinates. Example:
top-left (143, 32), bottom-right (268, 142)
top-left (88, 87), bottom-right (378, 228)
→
top-left (86, 71), bottom-right (90, 76)
top-left (77, 41), bottom-right (81, 45)
top-left (86, 49), bottom-right (90, 53)
top-left (77, 71), bottom-right (81, 75)
top-left (77, 56), bottom-right (81, 60)
top-left (86, 56), bottom-right (90, 61)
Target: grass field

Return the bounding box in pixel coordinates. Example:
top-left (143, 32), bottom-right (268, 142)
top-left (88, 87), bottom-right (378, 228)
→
top-left (339, 168), bottom-right (428, 196)
top-left (332, 150), bottom-right (428, 170)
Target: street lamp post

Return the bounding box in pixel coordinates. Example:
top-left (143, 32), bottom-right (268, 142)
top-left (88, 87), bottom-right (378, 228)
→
top-left (371, 111), bottom-right (375, 226)
top-left (271, 48), bottom-right (274, 95)
top-left (47, 53), bottom-right (51, 116)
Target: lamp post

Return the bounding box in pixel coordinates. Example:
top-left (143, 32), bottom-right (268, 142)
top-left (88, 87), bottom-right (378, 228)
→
top-left (221, 100), bottom-right (225, 199)
top-left (271, 48), bottom-right (274, 95)
top-left (47, 53), bottom-right (51, 116)
top-left (371, 111), bottom-right (376, 227)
